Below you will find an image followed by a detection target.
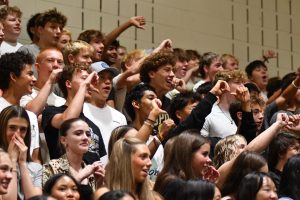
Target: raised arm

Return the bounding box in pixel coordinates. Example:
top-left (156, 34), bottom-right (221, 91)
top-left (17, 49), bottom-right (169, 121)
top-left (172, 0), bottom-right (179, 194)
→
top-left (103, 16), bottom-right (145, 48)
top-left (51, 71), bottom-right (98, 128)
top-left (25, 68), bottom-right (62, 115)
top-left (275, 67), bottom-right (300, 109)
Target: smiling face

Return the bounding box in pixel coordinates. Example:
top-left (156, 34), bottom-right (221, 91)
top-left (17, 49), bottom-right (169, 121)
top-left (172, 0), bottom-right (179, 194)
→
top-left (174, 60), bottom-right (188, 79)
top-left (0, 153), bottom-right (13, 195)
top-left (131, 144), bottom-right (152, 183)
top-left (6, 117), bottom-right (28, 143)
top-left (51, 176), bottom-right (80, 200)
top-left (60, 120), bottom-right (91, 154)
top-left (255, 177), bottom-right (278, 200)
top-left (191, 143), bottom-right (211, 178)
top-left (204, 58), bottom-right (223, 81)
top-left (149, 64), bottom-right (175, 96)
top-left (3, 13), bottom-right (21, 41)
top-left (13, 64), bottom-right (36, 95)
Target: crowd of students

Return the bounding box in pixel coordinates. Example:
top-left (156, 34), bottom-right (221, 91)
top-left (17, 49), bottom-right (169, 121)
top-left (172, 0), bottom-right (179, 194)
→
top-left (0, 4), bottom-right (299, 200)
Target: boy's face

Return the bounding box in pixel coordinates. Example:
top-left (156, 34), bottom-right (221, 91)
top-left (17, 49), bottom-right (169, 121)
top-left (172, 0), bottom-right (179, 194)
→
top-left (104, 45), bottom-right (118, 64)
top-left (3, 13), bottom-right (21, 38)
top-left (174, 60), bottom-right (188, 79)
top-left (14, 64), bottom-right (36, 95)
top-left (70, 48), bottom-right (92, 66)
top-left (36, 49), bottom-right (64, 80)
top-left (39, 22), bottom-right (63, 47)
top-left (224, 58), bottom-right (239, 70)
top-left (250, 66), bottom-right (268, 89)
top-left (89, 38), bottom-right (104, 62)
top-left (251, 103), bottom-right (265, 131)
top-left (69, 69), bottom-right (92, 100)
top-left (204, 58), bottom-right (223, 81)
top-left (91, 70), bottom-right (112, 103)
top-left (149, 64), bottom-right (175, 94)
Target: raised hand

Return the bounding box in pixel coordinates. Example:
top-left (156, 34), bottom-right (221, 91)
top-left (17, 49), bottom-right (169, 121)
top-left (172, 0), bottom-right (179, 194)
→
top-left (210, 80), bottom-right (230, 97)
top-left (130, 16), bottom-right (146, 29)
top-left (48, 68), bottom-right (63, 84)
top-left (153, 39), bottom-right (173, 53)
top-left (202, 165), bottom-right (220, 183)
top-left (232, 85), bottom-right (250, 103)
top-left (263, 50), bottom-right (277, 61)
top-left (159, 119), bottom-right (175, 140)
top-left (172, 78), bottom-right (187, 93)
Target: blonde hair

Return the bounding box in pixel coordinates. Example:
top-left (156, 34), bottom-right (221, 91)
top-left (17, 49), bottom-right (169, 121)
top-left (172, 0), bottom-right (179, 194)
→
top-left (214, 134), bottom-right (246, 169)
top-left (62, 40), bottom-right (93, 65)
top-left (221, 54), bottom-right (239, 68)
top-left (121, 49), bottom-right (146, 71)
top-left (106, 137), bottom-right (156, 200)
top-left (215, 69), bottom-right (247, 83)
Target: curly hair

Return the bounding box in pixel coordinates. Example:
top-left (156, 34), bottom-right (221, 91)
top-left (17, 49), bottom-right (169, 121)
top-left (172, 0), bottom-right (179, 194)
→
top-left (139, 51), bottom-right (175, 83)
top-left (0, 52), bottom-right (34, 90)
top-left (214, 69), bottom-right (247, 83)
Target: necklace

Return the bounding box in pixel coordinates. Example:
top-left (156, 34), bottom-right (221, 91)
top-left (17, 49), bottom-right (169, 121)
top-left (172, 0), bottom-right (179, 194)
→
top-left (218, 105), bottom-right (234, 125)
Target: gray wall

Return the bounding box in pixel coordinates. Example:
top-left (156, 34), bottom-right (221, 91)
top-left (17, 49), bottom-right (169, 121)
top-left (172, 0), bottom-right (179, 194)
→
top-left (10, 0), bottom-right (300, 77)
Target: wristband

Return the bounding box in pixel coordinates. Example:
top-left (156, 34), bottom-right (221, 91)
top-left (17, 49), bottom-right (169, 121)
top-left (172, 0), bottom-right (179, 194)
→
top-left (146, 118), bottom-right (155, 124)
top-left (144, 121), bottom-right (154, 128)
top-left (292, 80), bottom-right (300, 89)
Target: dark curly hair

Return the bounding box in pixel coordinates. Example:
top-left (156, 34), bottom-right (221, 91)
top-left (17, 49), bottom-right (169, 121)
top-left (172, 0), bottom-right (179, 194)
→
top-left (139, 51), bottom-right (175, 83)
top-left (35, 8), bottom-right (67, 28)
top-left (0, 52), bottom-right (34, 91)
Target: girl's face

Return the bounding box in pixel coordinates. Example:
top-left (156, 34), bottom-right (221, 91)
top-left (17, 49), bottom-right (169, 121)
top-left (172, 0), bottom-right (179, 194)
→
top-left (131, 144), bottom-right (152, 183)
top-left (51, 176), bottom-right (80, 200)
top-left (61, 120), bottom-right (91, 154)
top-left (255, 177), bottom-right (278, 200)
top-left (191, 143), bottom-right (212, 178)
top-left (0, 153), bottom-right (13, 195)
top-left (6, 117), bottom-right (28, 142)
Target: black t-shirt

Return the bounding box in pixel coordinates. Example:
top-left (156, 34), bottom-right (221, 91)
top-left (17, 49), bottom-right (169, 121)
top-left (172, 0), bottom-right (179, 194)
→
top-left (41, 105), bottom-right (106, 164)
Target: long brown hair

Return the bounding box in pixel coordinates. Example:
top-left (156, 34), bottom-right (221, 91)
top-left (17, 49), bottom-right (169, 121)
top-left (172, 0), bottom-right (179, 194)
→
top-left (154, 130), bottom-right (210, 194)
top-left (106, 137), bottom-right (156, 200)
top-left (0, 105), bottom-right (31, 162)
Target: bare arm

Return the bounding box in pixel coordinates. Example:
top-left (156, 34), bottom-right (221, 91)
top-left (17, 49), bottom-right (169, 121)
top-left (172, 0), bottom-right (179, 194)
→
top-left (51, 71), bottom-right (98, 128)
top-left (25, 69), bottom-right (62, 115)
top-left (103, 16), bottom-right (145, 48)
top-left (275, 67), bottom-right (300, 109)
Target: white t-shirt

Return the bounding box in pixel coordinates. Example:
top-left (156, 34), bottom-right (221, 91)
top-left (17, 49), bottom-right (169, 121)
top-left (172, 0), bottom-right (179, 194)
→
top-left (20, 87), bottom-right (66, 108)
top-left (83, 103), bottom-right (127, 165)
top-left (0, 41), bottom-right (23, 55)
top-left (0, 97), bottom-right (39, 156)
top-left (201, 103), bottom-right (237, 138)
top-left (147, 135), bottom-right (164, 181)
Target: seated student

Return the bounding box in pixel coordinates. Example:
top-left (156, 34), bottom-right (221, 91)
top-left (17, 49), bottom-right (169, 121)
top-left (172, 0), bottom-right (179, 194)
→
top-left (43, 118), bottom-right (105, 200)
top-left (43, 174), bottom-right (80, 200)
top-left (0, 106), bottom-right (42, 199)
top-left (0, 5), bottom-right (22, 55)
top-left (0, 52), bottom-right (40, 163)
top-left (268, 133), bottom-right (300, 190)
top-left (154, 131), bottom-right (219, 199)
top-left (41, 64), bottom-right (106, 163)
top-left (0, 149), bottom-right (13, 199)
top-left (237, 172), bottom-right (278, 200)
top-left (94, 137), bottom-right (161, 200)
top-left (279, 154), bottom-right (300, 200)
